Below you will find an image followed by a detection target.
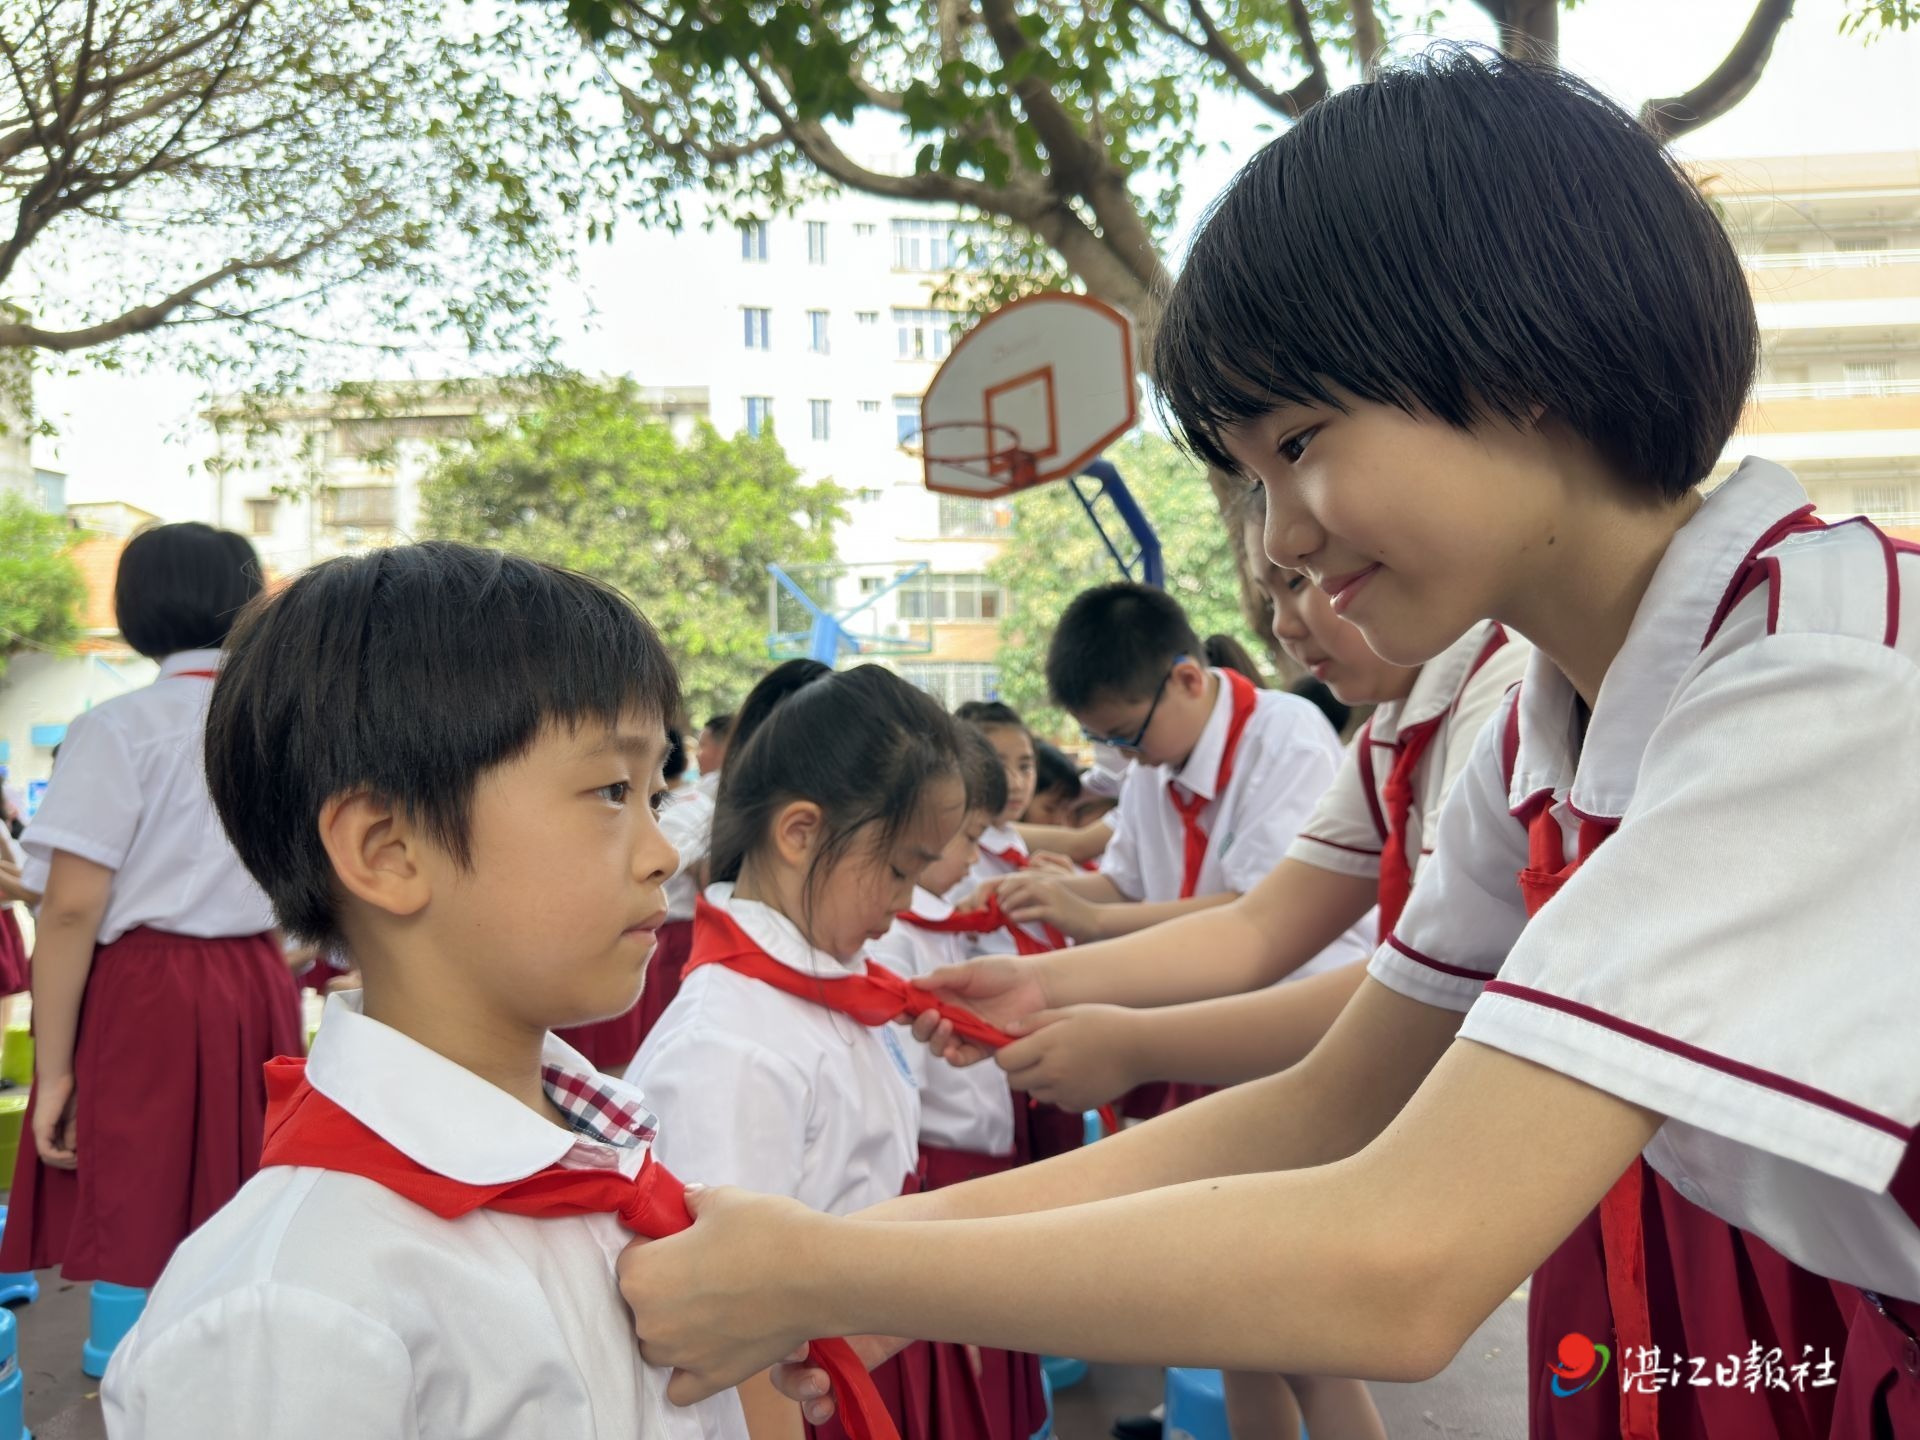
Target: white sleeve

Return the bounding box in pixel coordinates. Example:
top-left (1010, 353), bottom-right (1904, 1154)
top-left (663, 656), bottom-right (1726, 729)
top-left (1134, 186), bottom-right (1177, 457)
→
top-left (102, 1285), bottom-right (418, 1440)
top-left (658, 791), bottom-right (714, 873)
top-left (1217, 723), bottom-right (1343, 895)
top-left (1460, 632), bottom-right (1920, 1192)
top-left (20, 710), bottom-right (143, 873)
top-left (1367, 688), bottom-right (1528, 1012)
top-left (1286, 731), bottom-right (1380, 881)
top-left (636, 1026), bottom-right (812, 1197)
top-left (1095, 774), bottom-right (1146, 900)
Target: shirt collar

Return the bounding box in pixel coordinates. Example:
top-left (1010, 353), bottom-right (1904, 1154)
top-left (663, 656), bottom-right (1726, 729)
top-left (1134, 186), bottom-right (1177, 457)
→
top-left (702, 881), bottom-right (866, 976)
top-left (1369, 621), bottom-right (1506, 745)
top-left (158, 649), bottom-right (224, 680)
top-left (1509, 458), bottom-right (1814, 817)
top-left (1171, 668), bottom-right (1232, 802)
top-left (979, 824), bottom-right (1023, 856)
top-left (907, 885), bottom-right (952, 922)
top-left (306, 991), bottom-right (658, 1186)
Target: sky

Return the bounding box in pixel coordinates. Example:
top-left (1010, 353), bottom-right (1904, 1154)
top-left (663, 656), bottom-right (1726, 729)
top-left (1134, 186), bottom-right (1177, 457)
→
top-left (30, 0), bottom-right (1920, 521)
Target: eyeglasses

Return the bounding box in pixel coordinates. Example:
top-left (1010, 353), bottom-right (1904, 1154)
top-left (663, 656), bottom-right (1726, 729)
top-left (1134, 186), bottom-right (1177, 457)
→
top-left (1079, 657), bottom-right (1183, 751)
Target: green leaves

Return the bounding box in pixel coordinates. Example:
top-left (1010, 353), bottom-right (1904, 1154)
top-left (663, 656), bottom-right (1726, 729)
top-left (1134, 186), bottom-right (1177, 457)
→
top-left (415, 378), bottom-right (846, 720)
top-left (0, 493), bottom-right (85, 680)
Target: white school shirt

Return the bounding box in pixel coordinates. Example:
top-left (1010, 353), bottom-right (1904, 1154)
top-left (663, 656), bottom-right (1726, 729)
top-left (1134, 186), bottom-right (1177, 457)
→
top-left (1374, 458), bottom-right (1920, 1301)
top-left (869, 888), bottom-right (1017, 1157)
top-left (1098, 672), bottom-right (1373, 979)
top-left (659, 785), bottom-right (716, 924)
top-left (100, 992), bottom-right (748, 1440)
top-left (958, 823), bottom-right (1049, 956)
top-left (1289, 621), bottom-right (1530, 891)
top-left (19, 649), bottom-right (273, 944)
top-left (629, 883), bottom-right (921, 1216)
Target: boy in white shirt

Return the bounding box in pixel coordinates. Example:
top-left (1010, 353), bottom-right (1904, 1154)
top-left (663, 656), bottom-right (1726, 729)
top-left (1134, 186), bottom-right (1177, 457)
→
top-left (102, 543), bottom-right (747, 1440)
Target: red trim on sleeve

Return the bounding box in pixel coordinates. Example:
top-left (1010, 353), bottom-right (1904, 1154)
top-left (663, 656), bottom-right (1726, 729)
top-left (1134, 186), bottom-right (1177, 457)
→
top-left (1481, 981), bottom-right (1914, 1142)
top-left (1702, 503), bottom-right (1821, 648)
top-left (1384, 933), bottom-right (1492, 982)
top-left (1296, 835), bottom-right (1384, 858)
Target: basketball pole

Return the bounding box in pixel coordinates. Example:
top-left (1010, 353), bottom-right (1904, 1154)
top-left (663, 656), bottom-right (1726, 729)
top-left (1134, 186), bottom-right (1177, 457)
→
top-left (1066, 458), bottom-right (1164, 589)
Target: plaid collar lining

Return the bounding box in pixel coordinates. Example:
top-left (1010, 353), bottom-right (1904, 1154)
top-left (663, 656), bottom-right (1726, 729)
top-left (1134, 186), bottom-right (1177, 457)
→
top-left (541, 1063), bottom-right (657, 1150)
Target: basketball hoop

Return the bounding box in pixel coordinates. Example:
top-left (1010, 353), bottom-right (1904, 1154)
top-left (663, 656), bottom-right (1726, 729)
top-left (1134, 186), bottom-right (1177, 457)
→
top-left (915, 420), bottom-right (1038, 490)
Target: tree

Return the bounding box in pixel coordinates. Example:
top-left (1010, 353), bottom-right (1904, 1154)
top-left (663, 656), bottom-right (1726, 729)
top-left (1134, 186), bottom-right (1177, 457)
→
top-left (416, 379), bottom-right (845, 721)
top-left (0, 0), bottom-right (629, 419)
top-left (0, 490), bottom-right (83, 678)
top-left (561, 0), bottom-right (1796, 639)
top-left (988, 432), bottom-right (1272, 739)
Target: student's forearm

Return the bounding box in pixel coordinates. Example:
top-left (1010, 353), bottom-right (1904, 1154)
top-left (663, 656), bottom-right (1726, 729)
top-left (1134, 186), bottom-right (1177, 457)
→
top-left (1040, 861), bottom-right (1375, 1009)
top-left (1015, 822), bottom-right (1109, 863)
top-left (1085, 889), bottom-right (1236, 939)
top-left (1123, 964), bottom-right (1368, 1088)
top-left (29, 862), bottom-right (111, 1077)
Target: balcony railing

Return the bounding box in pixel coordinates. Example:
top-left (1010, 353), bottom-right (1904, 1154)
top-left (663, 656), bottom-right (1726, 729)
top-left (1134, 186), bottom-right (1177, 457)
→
top-left (1744, 247), bottom-right (1920, 271)
top-left (1752, 378), bottom-right (1920, 401)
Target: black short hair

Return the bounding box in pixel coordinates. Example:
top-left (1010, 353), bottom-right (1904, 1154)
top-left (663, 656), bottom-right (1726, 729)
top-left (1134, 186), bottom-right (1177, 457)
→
top-left (205, 542), bottom-right (680, 949)
top-left (115, 522), bottom-right (265, 660)
top-left (1046, 582), bottom-right (1203, 710)
top-left (1031, 740), bottom-right (1082, 801)
top-left (664, 726), bottom-right (689, 782)
top-left (710, 664), bottom-right (963, 913)
top-left (703, 713), bottom-right (733, 739)
top-left (1203, 634), bottom-right (1268, 688)
top-left (959, 727), bottom-right (1009, 818)
top-left (953, 700), bottom-right (1026, 733)
top-left (1154, 46), bottom-right (1756, 500)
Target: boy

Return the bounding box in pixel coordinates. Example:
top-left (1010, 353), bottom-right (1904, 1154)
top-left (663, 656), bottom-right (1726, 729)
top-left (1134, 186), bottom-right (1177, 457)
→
top-left (995, 583), bottom-right (1371, 975)
top-left (101, 543), bottom-right (748, 1440)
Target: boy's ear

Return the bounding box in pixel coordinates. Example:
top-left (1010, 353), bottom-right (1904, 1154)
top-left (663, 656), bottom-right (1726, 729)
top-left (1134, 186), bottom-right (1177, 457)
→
top-left (318, 790), bottom-right (433, 922)
top-left (769, 799), bottom-right (825, 867)
top-left (1173, 655), bottom-right (1211, 698)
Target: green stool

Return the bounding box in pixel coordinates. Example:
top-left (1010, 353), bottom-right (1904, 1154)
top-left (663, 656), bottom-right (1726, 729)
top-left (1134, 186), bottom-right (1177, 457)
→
top-left (0, 1092), bottom-right (27, 1188)
top-left (1, 1028), bottom-right (31, 1088)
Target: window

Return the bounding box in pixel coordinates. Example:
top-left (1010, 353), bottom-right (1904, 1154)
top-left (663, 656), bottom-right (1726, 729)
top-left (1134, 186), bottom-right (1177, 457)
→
top-left (853, 222), bottom-right (876, 238)
top-left (321, 485), bottom-right (396, 529)
top-left (897, 663), bottom-right (1000, 710)
top-left (739, 220), bottom-right (768, 261)
top-left (807, 310), bottom-right (829, 353)
top-left (857, 488), bottom-right (884, 504)
top-left (1852, 482), bottom-right (1913, 517)
top-left (810, 399), bottom-right (831, 442)
top-left (743, 307), bottom-right (771, 350)
top-left (245, 497), bottom-right (278, 536)
top-left (744, 396), bottom-right (773, 437)
top-left (806, 221), bottom-right (827, 264)
top-left (894, 395), bottom-right (922, 446)
top-left (894, 307), bottom-right (960, 361)
top-left (856, 310), bottom-right (879, 325)
top-left (1844, 360), bottom-right (1898, 392)
top-left (890, 218), bottom-right (986, 271)
top-left (938, 494), bottom-right (1014, 537)
top-left (896, 572), bottom-right (1007, 622)
top-left (858, 399), bottom-right (881, 414)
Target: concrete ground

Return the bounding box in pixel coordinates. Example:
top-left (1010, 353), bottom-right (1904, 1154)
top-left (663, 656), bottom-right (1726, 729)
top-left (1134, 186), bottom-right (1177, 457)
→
top-left (11, 1269), bottom-right (1527, 1438)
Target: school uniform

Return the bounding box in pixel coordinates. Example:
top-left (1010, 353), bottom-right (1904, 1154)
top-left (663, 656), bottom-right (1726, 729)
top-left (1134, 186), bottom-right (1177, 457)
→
top-left (633, 884), bottom-right (1038, 1440)
top-left (1, 649), bottom-right (301, 1288)
top-left (101, 991), bottom-right (748, 1440)
top-left (961, 824), bottom-right (1063, 956)
top-left (1289, 620), bottom-right (1529, 935)
top-left (0, 827), bottom-right (28, 996)
top-left (555, 785), bottom-right (713, 1071)
top-left (1375, 459), bottom-right (1920, 1438)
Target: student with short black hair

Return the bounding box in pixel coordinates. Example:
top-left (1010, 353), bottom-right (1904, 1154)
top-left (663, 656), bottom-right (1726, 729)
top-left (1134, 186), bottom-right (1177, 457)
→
top-left (697, 711), bottom-right (734, 787)
top-left (1023, 741), bottom-right (1081, 827)
top-left (1, 523), bottom-right (298, 1314)
top-left (100, 541), bottom-right (749, 1440)
top-left (621, 50), bottom-right (1915, 1440)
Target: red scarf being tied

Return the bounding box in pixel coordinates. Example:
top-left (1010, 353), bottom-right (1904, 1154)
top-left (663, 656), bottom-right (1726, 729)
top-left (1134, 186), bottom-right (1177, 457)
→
top-left (688, 900), bottom-right (1121, 1135)
top-left (259, 1057), bottom-right (900, 1440)
top-left (900, 895), bottom-right (1055, 958)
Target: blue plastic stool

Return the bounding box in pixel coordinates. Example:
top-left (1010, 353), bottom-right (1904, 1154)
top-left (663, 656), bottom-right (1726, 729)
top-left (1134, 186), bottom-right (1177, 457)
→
top-left (0, 1305), bottom-right (31, 1439)
top-left (1039, 1353), bottom-right (1087, 1391)
top-left (1029, 1364), bottom-right (1055, 1440)
top-left (0, 1207), bottom-right (36, 1309)
top-left (1082, 1110), bottom-right (1105, 1145)
top-left (80, 1281), bottom-right (147, 1378)
top-left (1165, 1367), bottom-right (1230, 1440)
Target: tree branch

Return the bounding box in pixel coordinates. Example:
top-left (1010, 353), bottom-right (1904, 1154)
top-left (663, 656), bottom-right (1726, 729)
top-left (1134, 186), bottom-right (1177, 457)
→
top-left (1639, 0), bottom-right (1795, 141)
top-left (1349, 0), bottom-right (1386, 76)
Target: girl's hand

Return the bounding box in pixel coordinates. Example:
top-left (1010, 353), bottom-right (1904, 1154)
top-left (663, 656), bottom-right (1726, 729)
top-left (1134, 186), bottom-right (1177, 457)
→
top-left (998, 875), bottom-right (1107, 942)
top-left (945, 876), bottom-right (1009, 916)
top-left (996, 1005), bottom-right (1143, 1112)
top-left (0, 856), bottom-right (38, 907)
top-left (620, 1185), bottom-right (830, 1404)
top-left (1025, 851), bottom-right (1077, 875)
top-left (770, 1334), bottom-right (913, 1427)
top-left (909, 956), bottom-right (1054, 1063)
top-left (32, 1072), bottom-right (79, 1169)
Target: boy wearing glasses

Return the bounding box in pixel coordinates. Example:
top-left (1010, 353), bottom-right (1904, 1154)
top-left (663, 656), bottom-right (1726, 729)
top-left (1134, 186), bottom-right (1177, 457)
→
top-left (995, 583), bottom-right (1372, 1003)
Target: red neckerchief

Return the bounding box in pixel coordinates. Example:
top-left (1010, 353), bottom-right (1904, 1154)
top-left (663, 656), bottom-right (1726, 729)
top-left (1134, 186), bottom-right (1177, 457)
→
top-left (171, 669), bottom-right (218, 679)
top-left (1167, 669), bottom-right (1259, 899)
top-left (979, 840), bottom-right (1070, 950)
top-left (901, 896), bottom-right (1054, 958)
top-left (259, 1056), bottom-right (899, 1440)
top-left (694, 900), bottom-right (1119, 1135)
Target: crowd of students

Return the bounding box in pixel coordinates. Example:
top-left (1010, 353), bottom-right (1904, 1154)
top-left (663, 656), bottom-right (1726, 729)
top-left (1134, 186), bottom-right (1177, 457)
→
top-left (0, 43), bottom-right (1913, 1440)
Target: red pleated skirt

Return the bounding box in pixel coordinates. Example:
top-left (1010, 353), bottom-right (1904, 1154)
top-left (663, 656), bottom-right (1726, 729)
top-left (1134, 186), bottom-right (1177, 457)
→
top-left (0, 926), bottom-right (302, 1288)
top-left (554, 918), bottom-right (693, 1073)
top-left (0, 907), bottom-right (27, 996)
top-left (1120, 1080), bottom-right (1217, 1121)
top-left (1527, 1161), bottom-right (1851, 1440)
top-left (1828, 1287), bottom-right (1920, 1439)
